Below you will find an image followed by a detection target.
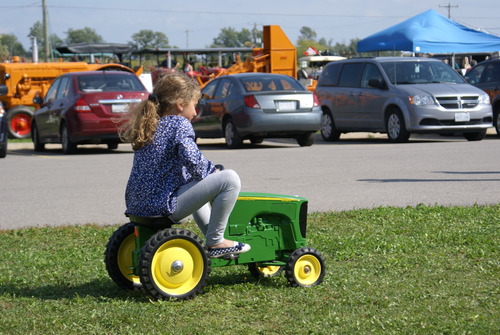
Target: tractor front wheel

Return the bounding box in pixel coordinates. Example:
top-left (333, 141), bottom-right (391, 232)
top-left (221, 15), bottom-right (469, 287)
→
top-left (139, 228), bottom-right (211, 300)
top-left (285, 247), bottom-right (325, 287)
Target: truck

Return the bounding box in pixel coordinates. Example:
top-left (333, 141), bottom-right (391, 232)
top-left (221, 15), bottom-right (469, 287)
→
top-left (0, 56), bottom-right (141, 139)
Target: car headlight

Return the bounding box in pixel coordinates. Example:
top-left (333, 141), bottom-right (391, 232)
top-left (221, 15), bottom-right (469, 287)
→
top-left (478, 93), bottom-right (490, 105)
top-left (409, 95), bottom-right (435, 105)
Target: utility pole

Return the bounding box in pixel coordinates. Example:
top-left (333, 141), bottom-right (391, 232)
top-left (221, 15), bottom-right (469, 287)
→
top-left (439, 2), bottom-right (458, 19)
top-left (42, 0), bottom-right (49, 61)
top-left (185, 30), bottom-right (193, 48)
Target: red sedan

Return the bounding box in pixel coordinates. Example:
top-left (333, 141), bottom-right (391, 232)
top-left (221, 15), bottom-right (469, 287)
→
top-left (32, 71), bottom-right (148, 154)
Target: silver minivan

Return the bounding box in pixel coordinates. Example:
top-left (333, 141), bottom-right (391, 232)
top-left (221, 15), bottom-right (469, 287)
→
top-left (315, 57), bottom-right (493, 142)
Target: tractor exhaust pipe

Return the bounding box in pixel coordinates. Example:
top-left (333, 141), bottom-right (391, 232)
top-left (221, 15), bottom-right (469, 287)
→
top-left (30, 36), bottom-right (38, 63)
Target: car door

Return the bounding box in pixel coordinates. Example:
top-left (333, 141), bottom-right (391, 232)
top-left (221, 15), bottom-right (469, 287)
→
top-left (193, 78), bottom-right (232, 138)
top-left (35, 76), bottom-right (66, 141)
top-left (476, 62), bottom-right (500, 104)
top-left (356, 63), bottom-right (389, 130)
top-left (334, 62), bottom-right (364, 129)
top-left (192, 79), bottom-right (218, 137)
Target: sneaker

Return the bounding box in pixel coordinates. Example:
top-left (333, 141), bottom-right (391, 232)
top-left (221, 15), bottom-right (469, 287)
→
top-left (208, 241), bottom-right (251, 259)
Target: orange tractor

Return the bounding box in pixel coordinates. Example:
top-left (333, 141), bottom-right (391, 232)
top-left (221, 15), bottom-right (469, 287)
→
top-left (0, 57), bottom-right (141, 139)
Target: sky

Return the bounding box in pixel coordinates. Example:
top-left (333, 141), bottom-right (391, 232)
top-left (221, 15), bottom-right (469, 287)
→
top-left (1, 0), bottom-right (499, 53)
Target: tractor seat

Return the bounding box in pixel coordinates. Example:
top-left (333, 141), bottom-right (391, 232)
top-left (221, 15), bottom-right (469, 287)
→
top-left (125, 213), bottom-right (180, 229)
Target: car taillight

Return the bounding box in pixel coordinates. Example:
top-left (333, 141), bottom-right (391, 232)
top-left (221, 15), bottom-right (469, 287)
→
top-left (244, 95), bottom-right (260, 109)
top-left (313, 93), bottom-right (320, 107)
top-left (74, 98), bottom-right (92, 112)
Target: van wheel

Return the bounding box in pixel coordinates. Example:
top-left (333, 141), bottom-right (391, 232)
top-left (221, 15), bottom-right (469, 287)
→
top-left (321, 111), bottom-right (340, 141)
top-left (386, 109), bottom-right (410, 143)
top-left (463, 130), bottom-right (486, 141)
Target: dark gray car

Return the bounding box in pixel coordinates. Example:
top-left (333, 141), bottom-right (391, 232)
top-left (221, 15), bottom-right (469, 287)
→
top-left (0, 85), bottom-right (8, 158)
top-left (316, 57), bottom-right (493, 142)
top-left (465, 58), bottom-right (500, 136)
top-left (193, 73), bottom-right (322, 148)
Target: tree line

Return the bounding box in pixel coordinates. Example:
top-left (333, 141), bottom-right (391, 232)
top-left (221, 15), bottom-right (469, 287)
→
top-left (0, 23), bottom-right (359, 61)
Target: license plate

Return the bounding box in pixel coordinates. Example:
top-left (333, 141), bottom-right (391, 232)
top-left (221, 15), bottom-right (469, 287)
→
top-left (454, 112), bottom-right (470, 122)
top-left (276, 101), bottom-right (297, 111)
top-left (112, 104), bottom-right (128, 113)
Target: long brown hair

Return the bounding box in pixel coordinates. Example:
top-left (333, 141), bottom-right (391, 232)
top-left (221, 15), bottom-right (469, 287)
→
top-left (119, 72), bottom-right (200, 150)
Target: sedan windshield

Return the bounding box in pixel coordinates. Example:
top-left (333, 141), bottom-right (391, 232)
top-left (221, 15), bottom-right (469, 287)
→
top-left (239, 75), bottom-right (304, 92)
top-left (381, 61), bottom-right (465, 85)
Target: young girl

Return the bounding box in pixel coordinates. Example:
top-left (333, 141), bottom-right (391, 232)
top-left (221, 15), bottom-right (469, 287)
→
top-left (120, 72), bottom-right (250, 258)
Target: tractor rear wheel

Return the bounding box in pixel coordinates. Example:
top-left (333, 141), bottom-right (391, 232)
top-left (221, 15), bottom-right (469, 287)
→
top-left (139, 228), bottom-right (211, 300)
top-left (104, 223), bottom-right (141, 290)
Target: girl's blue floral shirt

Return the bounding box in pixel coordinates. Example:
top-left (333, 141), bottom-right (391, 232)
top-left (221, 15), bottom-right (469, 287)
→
top-left (125, 115), bottom-right (216, 216)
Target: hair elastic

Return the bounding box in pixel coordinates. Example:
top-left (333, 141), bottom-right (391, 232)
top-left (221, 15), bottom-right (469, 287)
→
top-left (148, 93), bottom-right (159, 104)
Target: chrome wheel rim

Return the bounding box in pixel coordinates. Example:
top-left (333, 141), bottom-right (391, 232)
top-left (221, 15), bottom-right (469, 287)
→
top-left (388, 114), bottom-right (401, 139)
top-left (321, 114), bottom-right (332, 138)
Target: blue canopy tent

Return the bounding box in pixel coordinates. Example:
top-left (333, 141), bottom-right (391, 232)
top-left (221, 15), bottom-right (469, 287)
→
top-left (357, 9), bottom-right (500, 54)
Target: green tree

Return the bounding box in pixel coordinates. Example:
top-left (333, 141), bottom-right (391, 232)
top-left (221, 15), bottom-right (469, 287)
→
top-left (211, 27), bottom-right (255, 47)
top-left (331, 38), bottom-right (360, 57)
top-left (28, 21), bottom-right (63, 60)
top-left (298, 26), bottom-right (317, 41)
top-left (129, 30), bottom-right (169, 50)
top-left (0, 34), bottom-right (26, 58)
top-left (65, 27), bottom-right (104, 44)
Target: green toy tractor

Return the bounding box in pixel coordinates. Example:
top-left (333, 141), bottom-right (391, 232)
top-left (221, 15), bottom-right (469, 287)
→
top-left (104, 192), bottom-right (326, 300)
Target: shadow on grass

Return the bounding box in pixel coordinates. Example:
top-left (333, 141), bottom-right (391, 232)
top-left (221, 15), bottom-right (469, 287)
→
top-left (1, 278), bottom-right (148, 302)
top-left (1, 272), bottom-right (282, 302)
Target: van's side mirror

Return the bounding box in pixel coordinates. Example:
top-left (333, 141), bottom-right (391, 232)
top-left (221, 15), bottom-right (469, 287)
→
top-left (368, 78), bottom-right (386, 89)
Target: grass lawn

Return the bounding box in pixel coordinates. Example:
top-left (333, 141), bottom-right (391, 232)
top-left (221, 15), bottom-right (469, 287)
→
top-left (0, 205), bottom-right (498, 334)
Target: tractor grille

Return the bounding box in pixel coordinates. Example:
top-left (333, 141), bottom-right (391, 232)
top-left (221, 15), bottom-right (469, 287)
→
top-left (436, 96), bottom-right (479, 109)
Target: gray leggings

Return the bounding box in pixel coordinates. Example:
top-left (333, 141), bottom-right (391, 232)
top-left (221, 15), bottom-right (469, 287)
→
top-left (169, 169), bottom-right (241, 247)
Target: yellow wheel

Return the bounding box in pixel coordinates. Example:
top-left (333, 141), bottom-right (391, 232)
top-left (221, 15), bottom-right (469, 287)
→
top-left (139, 228), bottom-right (210, 300)
top-left (104, 223), bottom-right (141, 290)
top-left (248, 263), bottom-right (284, 278)
top-left (285, 247), bottom-right (325, 287)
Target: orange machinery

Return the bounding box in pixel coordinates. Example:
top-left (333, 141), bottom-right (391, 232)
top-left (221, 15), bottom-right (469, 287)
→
top-left (196, 25), bottom-right (297, 88)
top-left (0, 57), bottom-right (142, 139)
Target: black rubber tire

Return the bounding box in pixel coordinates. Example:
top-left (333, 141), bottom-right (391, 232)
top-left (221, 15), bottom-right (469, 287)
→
top-left (463, 130), bottom-right (486, 141)
top-left (7, 107), bottom-right (33, 139)
top-left (297, 132), bottom-right (315, 147)
top-left (321, 110), bottom-right (340, 141)
top-left (107, 143), bottom-right (119, 150)
top-left (285, 247), bottom-right (326, 288)
top-left (32, 123), bottom-right (45, 152)
top-left (386, 109), bottom-right (410, 143)
top-left (248, 263), bottom-right (285, 278)
top-left (493, 106), bottom-right (499, 137)
top-left (104, 223), bottom-right (141, 290)
top-left (61, 124), bottom-right (77, 154)
top-left (224, 119), bottom-right (243, 149)
top-left (139, 228), bottom-right (211, 300)
top-left (0, 137), bottom-right (6, 158)
top-left (250, 137), bottom-right (263, 144)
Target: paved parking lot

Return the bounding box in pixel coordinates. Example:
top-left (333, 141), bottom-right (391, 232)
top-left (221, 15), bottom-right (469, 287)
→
top-left (1, 130), bottom-right (499, 230)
